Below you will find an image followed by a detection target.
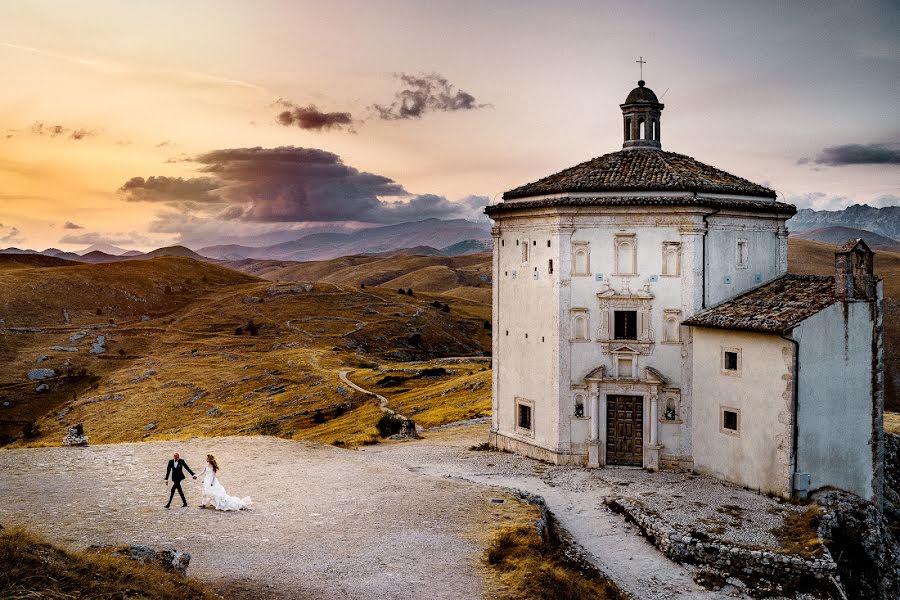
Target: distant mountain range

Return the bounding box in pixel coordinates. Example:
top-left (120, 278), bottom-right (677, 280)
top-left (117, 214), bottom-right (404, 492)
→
top-left (789, 204), bottom-right (900, 241)
top-left (199, 218), bottom-right (491, 261)
top-left (1, 218), bottom-right (493, 264)
top-left (792, 226), bottom-right (898, 250)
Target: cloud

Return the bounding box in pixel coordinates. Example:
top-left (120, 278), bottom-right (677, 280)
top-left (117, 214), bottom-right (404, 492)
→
top-left (871, 194), bottom-right (900, 208)
top-left (371, 72), bottom-right (489, 120)
top-left (59, 231), bottom-right (155, 247)
top-left (62, 221), bottom-right (84, 229)
top-left (120, 146), bottom-right (489, 234)
top-left (0, 223), bottom-right (24, 245)
top-left (811, 143), bottom-right (900, 166)
top-left (119, 175), bottom-right (223, 208)
top-left (275, 100), bottom-right (354, 131)
top-left (2, 122), bottom-right (100, 141)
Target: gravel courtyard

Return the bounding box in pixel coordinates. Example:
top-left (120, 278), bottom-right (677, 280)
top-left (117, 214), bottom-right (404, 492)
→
top-left (0, 426), bottom-right (809, 600)
top-left (0, 435), bottom-right (520, 600)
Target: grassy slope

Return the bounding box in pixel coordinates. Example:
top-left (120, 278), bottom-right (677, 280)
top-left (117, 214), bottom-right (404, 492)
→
top-left (1, 254), bottom-right (491, 447)
top-left (788, 238), bottom-right (899, 410)
top-left (0, 526), bottom-right (219, 599)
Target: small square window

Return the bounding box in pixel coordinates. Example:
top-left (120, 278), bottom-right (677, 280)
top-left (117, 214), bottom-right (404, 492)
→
top-left (517, 403), bottom-right (532, 431)
top-left (614, 310), bottom-right (637, 340)
top-left (723, 409), bottom-right (738, 432)
top-left (721, 347), bottom-right (742, 376)
top-left (724, 351), bottom-right (738, 371)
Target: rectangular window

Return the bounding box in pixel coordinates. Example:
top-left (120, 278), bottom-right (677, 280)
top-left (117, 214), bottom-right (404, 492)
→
top-left (522, 240), bottom-right (529, 263)
top-left (614, 310), bottom-right (637, 339)
top-left (517, 403), bottom-right (532, 431)
top-left (736, 240), bottom-right (749, 268)
top-left (723, 410), bottom-right (738, 432)
top-left (724, 351), bottom-right (738, 371)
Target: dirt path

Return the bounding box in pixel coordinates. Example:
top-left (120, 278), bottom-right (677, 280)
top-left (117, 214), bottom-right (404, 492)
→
top-left (0, 436), bottom-right (510, 600)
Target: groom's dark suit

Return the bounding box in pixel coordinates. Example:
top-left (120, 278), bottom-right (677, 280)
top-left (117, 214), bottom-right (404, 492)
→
top-left (164, 458), bottom-right (195, 508)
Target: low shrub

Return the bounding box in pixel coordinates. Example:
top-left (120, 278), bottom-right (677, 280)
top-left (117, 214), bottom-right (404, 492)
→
top-left (375, 413), bottom-right (406, 438)
top-left (253, 418), bottom-right (281, 436)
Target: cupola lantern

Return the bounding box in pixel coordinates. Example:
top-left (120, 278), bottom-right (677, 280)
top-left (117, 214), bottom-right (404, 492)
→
top-left (621, 80), bottom-right (664, 150)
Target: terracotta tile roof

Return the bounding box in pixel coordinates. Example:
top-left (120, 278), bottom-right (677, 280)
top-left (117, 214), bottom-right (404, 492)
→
top-left (484, 194), bottom-right (797, 216)
top-left (503, 149), bottom-right (776, 200)
top-left (682, 274), bottom-right (837, 334)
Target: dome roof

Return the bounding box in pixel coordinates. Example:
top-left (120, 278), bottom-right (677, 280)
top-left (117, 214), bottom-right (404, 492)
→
top-left (502, 149), bottom-right (776, 199)
top-left (623, 80), bottom-right (660, 105)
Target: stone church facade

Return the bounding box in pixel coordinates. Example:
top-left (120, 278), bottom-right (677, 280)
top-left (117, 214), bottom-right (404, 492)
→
top-left (485, 81), bottom-right (884, 503)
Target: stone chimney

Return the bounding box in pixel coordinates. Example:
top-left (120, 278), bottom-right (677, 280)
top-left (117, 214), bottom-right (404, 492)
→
top-left (834, 239), bottom-right (875, 301)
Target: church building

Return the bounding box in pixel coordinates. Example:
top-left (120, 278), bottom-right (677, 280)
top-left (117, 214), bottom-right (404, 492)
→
top-left (485, 80), bottom-right (884, 504)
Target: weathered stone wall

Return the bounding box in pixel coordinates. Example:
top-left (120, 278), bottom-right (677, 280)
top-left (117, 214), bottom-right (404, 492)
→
top-left (606, 497), bottom-right (837, 586)
top-left (814, 489), bottom-right (900, 600)
top-left (884, 432), bottom-right (899, 522)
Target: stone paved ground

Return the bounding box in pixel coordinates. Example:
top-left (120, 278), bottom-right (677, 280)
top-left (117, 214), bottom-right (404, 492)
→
top-left (0, 426), bottom-right (814, 600)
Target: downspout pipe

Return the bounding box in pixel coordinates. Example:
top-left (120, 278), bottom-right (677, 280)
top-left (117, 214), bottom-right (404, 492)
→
top-left (701, 205), bottom-right (721, 309)
top-left (781, 331), bottom-right (803, 498)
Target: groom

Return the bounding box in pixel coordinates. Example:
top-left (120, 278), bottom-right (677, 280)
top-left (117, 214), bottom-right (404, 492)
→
top-left (164, 452), bottom-right (196, 508)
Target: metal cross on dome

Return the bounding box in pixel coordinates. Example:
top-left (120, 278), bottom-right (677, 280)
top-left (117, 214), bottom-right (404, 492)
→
top-left (636, 56), bottom-right (646, 80)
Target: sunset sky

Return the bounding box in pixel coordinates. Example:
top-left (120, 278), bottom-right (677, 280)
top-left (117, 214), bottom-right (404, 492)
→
top-left (0, 0), bottom-right (897, 251)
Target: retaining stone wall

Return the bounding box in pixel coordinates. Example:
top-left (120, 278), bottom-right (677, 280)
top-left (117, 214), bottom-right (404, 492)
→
top-left (605, 497), bottom-right (836, 585)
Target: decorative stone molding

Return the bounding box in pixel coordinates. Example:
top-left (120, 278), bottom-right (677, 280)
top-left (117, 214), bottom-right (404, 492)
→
top-left (595, 283), bottom-right (654, 355)
top-left (661, 241), bottom-right (681, 276)
top-left (613, 232), bottom-right (637, 276)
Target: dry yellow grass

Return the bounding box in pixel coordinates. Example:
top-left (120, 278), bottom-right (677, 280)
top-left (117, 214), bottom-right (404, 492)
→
top-left (1, 257), bottom-right (491, 448)
top-left (484, 515), bottom-right (625, 600)
top-left (885, 412), bottom-right (900, 434)
top-left (0, 526), bottom-right (219, 599)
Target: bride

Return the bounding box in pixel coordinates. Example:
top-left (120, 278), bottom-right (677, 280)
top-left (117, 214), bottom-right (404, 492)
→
top-left (196, 454), bottom-right (252, 511)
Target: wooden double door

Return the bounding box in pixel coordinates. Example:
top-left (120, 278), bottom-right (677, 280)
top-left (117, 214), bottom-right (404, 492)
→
top-left (606, 395), bottom-right (643, 466)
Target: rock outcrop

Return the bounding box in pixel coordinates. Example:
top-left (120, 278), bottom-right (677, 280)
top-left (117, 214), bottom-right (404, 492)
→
top-left (884, 432), bottom-right (900, 524)
top-left (814, 489), bottom-right (900, 600)
top-left (90, 335), bottom-right (107, 354)
top-left (27, 368), bottom-right (56, 380)
top-left (88, 544), bottom-right (191, 576)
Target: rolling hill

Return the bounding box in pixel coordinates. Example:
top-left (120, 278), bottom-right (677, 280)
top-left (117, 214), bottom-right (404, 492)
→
top-left (793, 226), bottom-right (898, 250)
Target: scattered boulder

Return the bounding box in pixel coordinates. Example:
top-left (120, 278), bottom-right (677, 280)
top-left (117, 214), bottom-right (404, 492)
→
top-left (27, 368), bottom-right (56, 380)
top-left (90, 335), bottom-right (107, 354)
top-left (143, 422), bottom-right (157, 432)
top-left (242, 296), bottom-right (263, 304)
top-left (35, 383), bottom-right (49, 393)
top-left (206, 406), bottom-right (222, 417)
top-left (140, 314), bottom-right (151, 322)
top-left (50, 346), bottom-right (79, 352)
top-left (88, 544), bottom-right (191, 576)
top-left (35, 355), bottom-right (48, 363)
top-left (130, 369), bottom-right (156, 382)
top-left (62, 424), bottom-right (88, 446)
top-left (336, 384), bottom-right (349, 397)
top-left (62, 309), bottom-right (70, 324)
top-left (69, 332), bottom-right (88, 342)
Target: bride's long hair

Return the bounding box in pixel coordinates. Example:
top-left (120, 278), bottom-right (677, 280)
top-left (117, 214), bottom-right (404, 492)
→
top-left (206, 454), bottom-right (219, 472)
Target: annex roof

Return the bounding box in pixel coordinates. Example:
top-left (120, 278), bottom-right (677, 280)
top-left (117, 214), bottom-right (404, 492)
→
top-left (682, 274), bottom-right (838, 334)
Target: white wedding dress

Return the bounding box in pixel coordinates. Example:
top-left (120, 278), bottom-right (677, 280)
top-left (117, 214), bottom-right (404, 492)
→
top-left (198, 463), bottom-right (252, 511)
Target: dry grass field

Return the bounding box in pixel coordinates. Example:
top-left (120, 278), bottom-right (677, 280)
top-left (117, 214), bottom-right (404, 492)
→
top-left (0, 255), bottom-right (492, 448)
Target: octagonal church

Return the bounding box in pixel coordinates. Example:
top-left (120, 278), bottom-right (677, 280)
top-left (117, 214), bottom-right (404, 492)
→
top-left (485, 80), bottom-right (884, 504)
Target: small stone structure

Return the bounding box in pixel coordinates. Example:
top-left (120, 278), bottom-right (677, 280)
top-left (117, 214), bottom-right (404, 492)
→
top-left (606, 497), bottom-right (837, 587)
top-left (62, 423), bottom-right (88, 446)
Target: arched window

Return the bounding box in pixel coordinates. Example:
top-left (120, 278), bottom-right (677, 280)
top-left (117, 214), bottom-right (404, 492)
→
top-left (651, 119), bottom-right (657, 140)
top-left (574, 315), bottom-right (588, 340)
top-left (661, 242), bottom-right (680, 276)
top-left (625, 117), bottom-right (632, 140)
top-left (664, 317), bottom-right (679, 343)
top-left (572, 242), bottom-right (590, 276)
top-left (574, 394), bottom-right (585, 418)
top-left (615, 235), bottom-right (636, 275)
top-left (638, 119), bottom-right (646, 140)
